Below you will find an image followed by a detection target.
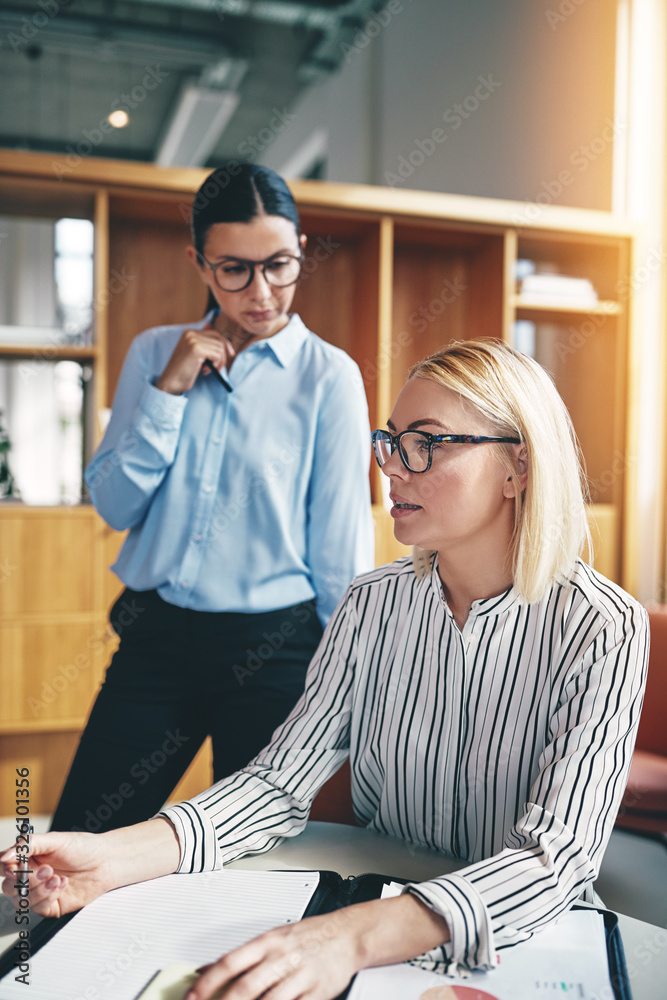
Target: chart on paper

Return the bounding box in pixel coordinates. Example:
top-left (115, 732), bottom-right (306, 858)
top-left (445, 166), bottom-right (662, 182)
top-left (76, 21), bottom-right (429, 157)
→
top-left (347, 905), bottom-right (614, 1000)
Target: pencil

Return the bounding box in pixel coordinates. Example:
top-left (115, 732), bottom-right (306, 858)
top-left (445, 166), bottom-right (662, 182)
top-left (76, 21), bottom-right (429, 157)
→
top-left (203, 358), bottom-right (232, 392)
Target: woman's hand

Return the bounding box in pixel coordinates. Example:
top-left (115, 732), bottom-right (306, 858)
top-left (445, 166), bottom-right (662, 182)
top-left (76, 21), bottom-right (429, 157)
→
top-left (0, 818), bottom-right (181, 918)
top-left (1, 830), bottom-right (116, 917)
top-left (156, 325), bottom-right (236, 395)
top-left (186, 894), bottom-right (450, 1000)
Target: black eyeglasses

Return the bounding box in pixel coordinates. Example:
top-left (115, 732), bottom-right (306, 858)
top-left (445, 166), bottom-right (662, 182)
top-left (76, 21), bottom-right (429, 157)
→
top-left (372, 428), bottom-right (522, 473)
top-left (197, 251), bottom-right (303, 292)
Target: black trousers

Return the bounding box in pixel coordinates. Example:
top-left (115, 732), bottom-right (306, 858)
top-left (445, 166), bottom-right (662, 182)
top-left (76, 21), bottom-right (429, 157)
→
top-left (50, 588), bottom-right (323, 833)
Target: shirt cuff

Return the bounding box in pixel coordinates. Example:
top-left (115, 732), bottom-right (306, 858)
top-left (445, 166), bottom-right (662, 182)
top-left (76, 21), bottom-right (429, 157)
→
top-left (403, 873), bottom-right (498, 972)
top-left (140, 378), bottom-right (188, 430)
top-left (158, 800), bottom-right (220, 873)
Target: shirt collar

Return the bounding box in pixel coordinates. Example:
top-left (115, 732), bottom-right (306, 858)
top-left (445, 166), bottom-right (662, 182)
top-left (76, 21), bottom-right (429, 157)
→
top-left (427, 551), bottom-right (521, 619)
top-left (205, 311), bottom-right (308, 369)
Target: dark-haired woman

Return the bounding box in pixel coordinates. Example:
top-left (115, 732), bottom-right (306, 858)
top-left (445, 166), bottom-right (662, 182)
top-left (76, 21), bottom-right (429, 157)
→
top-left (50, 165), bottom-right (374, 833)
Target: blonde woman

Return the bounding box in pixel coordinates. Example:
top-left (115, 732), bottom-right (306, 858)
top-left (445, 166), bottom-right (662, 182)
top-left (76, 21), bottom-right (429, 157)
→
top-left (2, 341), bottom-right (648, 1000)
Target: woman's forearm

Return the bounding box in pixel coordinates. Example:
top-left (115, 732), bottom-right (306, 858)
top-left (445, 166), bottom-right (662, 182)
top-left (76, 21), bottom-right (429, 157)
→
top-left (351, 894), bottom-right (450, 970)
top-left (100, 817), bottom-right (181, 892)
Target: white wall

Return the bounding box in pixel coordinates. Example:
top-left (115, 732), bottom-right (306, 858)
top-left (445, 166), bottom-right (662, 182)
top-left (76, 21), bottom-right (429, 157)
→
top-left (261, 34), bottom-right (376, 186)
top-left (265, 0), bottom-right (617, 210)
top-left (263, 0), bottom-right (665, 602)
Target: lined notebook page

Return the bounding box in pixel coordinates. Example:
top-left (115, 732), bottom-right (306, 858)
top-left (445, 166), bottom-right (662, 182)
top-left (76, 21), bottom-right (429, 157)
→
top-left (0, 869), bottom-right (319, 1000)
top-left (348, 907), bottom-right (614, 1000)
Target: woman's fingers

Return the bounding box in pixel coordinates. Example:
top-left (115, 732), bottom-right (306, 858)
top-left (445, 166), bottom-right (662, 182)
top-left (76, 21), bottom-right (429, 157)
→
top-left (2, 868), bottom-right (68, 918)
top-left (1, 830), bottom-right (113, 919)
top-left (185, 919), bottom-right (355, 1000)
top-left (187, 958), bottom-right (292, 1000)
top-left (198, 326), bottom-right (235, 370)
top-left (185, 932), bottom-right (290, 1000)
top-left (156, 327), bottom-right (234, 394)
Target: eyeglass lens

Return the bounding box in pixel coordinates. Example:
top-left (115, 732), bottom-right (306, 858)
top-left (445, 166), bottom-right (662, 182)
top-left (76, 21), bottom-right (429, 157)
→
top-left (374, 431), bottom-right (431, 472)
top-left (214, 256), bottom-right (301, 291)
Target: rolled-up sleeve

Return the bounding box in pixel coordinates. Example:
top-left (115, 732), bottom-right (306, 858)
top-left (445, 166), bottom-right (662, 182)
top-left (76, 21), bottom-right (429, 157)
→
top-left (160, 587), bottom-right (360, 871)
top-left (403, 602), bottom-right (649, 972)
top-left (306, 360), bottom-right (374, 627)
top-left (85, 334), bottom-right (187, 530)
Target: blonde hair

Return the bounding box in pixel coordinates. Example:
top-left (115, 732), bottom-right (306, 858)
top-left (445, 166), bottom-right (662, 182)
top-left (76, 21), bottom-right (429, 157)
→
top-left (409, 339), bottom-right (591, 603)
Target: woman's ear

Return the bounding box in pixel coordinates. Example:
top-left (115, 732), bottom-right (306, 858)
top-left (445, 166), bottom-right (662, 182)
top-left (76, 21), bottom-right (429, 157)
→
top-left (185, 245), bottom-right (208, 286)
top-left (503, 444), bottom-right (528, 498)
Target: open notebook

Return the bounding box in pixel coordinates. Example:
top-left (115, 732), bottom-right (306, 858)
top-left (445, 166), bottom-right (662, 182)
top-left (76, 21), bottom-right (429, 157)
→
top-left (0, 869), bottom-right (630, 1000)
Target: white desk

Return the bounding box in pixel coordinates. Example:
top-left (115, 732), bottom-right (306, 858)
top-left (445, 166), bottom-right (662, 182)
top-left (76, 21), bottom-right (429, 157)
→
top-left (228, 821), bottom-right (667, 1000)
top-left (1, 821), bottom-right (665, 998)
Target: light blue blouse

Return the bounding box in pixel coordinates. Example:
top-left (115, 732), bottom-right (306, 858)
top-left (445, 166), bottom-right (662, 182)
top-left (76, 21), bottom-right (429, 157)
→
top-left (85, 312), bottom-right (374, 626)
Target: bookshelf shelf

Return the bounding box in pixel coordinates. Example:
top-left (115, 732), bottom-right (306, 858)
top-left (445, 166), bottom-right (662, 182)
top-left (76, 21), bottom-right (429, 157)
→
top-left (0, 149), bottom-right (638, 814)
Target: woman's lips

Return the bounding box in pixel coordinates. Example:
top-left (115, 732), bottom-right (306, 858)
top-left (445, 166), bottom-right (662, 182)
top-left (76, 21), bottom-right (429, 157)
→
top-left (390, 496), bottom-right (423, 519)
top-left (246, 310), bottom-right (273, 322)
top-left (391, 505), bottom-right (421, 519)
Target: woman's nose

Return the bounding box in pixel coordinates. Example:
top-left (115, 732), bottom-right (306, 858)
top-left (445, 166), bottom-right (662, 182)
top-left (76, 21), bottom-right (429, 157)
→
top-left (248, 267), bottom-right (273, 298)
top-left (382, 447), bottom-right (409, 478)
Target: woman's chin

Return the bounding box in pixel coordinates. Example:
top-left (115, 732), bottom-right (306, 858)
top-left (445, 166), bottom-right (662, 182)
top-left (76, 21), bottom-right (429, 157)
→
top-left (392, 518), bottom-right (426, 549)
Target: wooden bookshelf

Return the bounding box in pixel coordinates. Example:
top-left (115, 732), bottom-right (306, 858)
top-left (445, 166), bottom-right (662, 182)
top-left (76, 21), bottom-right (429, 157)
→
top-left (0, 149), bottom-right (637, 814)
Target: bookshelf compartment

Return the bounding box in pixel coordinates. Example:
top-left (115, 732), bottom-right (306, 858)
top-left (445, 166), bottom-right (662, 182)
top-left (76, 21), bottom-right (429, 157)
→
top-left (292, 215), bottom-right (382, 428)
top-left (517, 233), bottom-right (625, 305)
top-left (391, 230), bottom-right (505, 406)
top-left (0, 150), bottom-right (638, 813)
top-left (512, 316), bottom-right (625, 507)
top-left (108, 207), bottom-right (207, 406)
top-left (0, 620), bottom-right (108, 727)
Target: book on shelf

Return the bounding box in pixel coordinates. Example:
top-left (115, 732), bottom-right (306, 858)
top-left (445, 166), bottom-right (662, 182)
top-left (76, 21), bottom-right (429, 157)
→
top-left (517, 273), bottom-right (599, 308)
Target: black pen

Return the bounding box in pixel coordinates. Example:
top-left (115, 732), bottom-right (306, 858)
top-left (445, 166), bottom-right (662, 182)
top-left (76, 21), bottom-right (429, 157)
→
top-left (203, 358), bottom-right (232, 392)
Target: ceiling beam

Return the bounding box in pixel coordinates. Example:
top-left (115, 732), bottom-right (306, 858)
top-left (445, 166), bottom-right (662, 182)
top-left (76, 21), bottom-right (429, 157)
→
top-left (0, 7), bottom-right (236, 66)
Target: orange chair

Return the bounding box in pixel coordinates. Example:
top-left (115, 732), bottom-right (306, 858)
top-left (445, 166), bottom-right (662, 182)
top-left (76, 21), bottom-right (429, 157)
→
top-left (309, 759), bottom-right (357, 825)
top-left (615, 605), bottom-right (667, 839)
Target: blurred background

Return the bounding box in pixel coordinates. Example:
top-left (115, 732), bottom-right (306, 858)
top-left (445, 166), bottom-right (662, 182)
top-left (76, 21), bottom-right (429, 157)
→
top-left (0, 0), bottom-right (664, 598)
top-left (0, 0), bottom-right (665, 929)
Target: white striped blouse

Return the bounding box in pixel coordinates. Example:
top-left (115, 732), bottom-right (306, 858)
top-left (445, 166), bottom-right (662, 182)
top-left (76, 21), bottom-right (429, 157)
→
top-left (162, 554), bottom-right (649, 972)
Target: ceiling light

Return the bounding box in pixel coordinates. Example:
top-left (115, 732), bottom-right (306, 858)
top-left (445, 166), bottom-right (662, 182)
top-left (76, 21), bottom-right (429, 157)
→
top-left (155, 85), bottom-right (240, 167)
top-left (108, 110), bottom-right (130, 129)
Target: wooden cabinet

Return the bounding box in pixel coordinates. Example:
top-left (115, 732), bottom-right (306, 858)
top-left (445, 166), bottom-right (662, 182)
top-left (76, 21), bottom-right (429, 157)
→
top-left (0, 150), bottom-right (638, 814)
